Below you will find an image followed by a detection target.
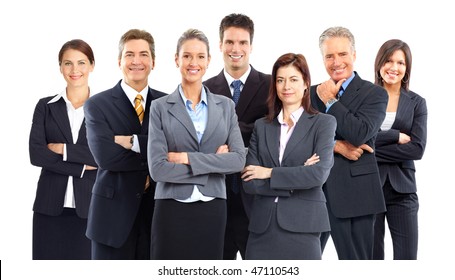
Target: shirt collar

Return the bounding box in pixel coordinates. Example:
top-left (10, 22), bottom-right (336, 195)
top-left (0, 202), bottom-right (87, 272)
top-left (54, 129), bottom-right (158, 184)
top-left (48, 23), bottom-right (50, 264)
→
top-left (121, 80), bottom-right (148, 105)
top-left (178, 84), bottom-right (208, 106)
top-left (47, 91), bottom-right (65, 104)
top-left (341, 72), bottom-right (355, 92)
top-left (223, 65), bottom-right (251, 87)
top-left (277, 106), bottom-right (304, 125)
top-left (47, 89), bottom-right (92, 107)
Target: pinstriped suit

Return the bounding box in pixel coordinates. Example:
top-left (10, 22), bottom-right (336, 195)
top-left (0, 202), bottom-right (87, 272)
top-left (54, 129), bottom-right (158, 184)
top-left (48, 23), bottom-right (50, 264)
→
top-left (84, 81), bottom-right (166, 259)
top-left (310, 72), bottom-right (388, 259)
top-left (29, 94), bottom-right (97, 259)
top-left (373, 88), bottom-right (427, 259)
top-left (30, 95), bottom-right (97, 217)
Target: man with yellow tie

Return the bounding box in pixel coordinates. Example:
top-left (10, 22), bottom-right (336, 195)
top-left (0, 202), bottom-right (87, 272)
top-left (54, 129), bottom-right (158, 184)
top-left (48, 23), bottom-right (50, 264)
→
top-left (84, 29), bottom-right (165, 259)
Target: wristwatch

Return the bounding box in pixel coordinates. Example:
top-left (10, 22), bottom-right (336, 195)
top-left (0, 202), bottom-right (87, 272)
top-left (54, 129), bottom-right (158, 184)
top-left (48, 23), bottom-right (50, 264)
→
top-left (130, 135), bottom-right (134, 145)
top-left (325, 98), bottom-right (338, 107)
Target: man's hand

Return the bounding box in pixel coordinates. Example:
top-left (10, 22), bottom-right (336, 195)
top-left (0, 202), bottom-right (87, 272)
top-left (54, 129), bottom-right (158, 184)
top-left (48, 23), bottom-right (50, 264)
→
top-left (334, 140), bottom-right (373, 161)
top-left (114, 135), bottom-right (133, 149)
top-left (316, 78), bottom-right (346, 104)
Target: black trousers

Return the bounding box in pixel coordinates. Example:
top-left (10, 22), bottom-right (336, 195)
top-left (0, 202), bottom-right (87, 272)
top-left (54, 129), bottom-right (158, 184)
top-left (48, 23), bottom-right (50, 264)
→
top-left (91, 190), bottom-right (154, 260)
top-left (33, 208), bottom-right (90, 260)
top-left (321, 200), bottom-right (375, 260)
top-left (223, 185), bottom-right (250, 260)
top-left (373, 179), bottom-right (419, 260)
top-left (151, 198), bottom-right (226, 260)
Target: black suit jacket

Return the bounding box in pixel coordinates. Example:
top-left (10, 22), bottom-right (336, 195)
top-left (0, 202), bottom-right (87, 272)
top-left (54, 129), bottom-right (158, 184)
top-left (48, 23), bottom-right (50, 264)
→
top-left (203, 65), bottom-right (270, 146)
top-left (204, 66), bottom-right (270, 216)
top-left (84, 81), bottom-right (165, 248)
top-left (310, 72), bottom-right (388, 218)
top-left (375, 89), bottom-right (427, 193)
top-left (29, 95), bottom-right (97, 218)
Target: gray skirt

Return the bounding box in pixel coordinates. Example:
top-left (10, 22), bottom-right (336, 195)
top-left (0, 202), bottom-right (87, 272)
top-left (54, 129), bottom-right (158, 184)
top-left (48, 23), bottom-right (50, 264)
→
top-left (246, 202), bottom-right (322, 260)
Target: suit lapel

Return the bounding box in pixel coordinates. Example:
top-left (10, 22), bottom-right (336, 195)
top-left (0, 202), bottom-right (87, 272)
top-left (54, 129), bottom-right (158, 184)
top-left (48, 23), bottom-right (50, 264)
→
top-left (167, 90), bottom-right (199, 143)
top-left (281, 112), bottom-right (314, 163)
top-left (49, 98), bottom-right (73, 143)
top-left (200, 91), bottom-right (222, 145)
top-left (236, 68), bottom-right (262, 119)
top-left (112, 83), bottom-right (142, 131)
top-left (392, 88), bottom-right (414, 131)
top-left (265, 119), bottom-right (280, 167)
top-left (339, 73), bottom-right (362, 106)
top-left (204, 71), bottom-right (231, 99)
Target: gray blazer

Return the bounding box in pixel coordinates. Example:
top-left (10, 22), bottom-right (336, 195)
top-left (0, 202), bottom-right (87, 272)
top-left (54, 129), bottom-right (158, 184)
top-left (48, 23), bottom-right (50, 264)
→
top-left (148, 86), bottom-right (246, 200)
top-left (243, 112), bottom-right (336, 233)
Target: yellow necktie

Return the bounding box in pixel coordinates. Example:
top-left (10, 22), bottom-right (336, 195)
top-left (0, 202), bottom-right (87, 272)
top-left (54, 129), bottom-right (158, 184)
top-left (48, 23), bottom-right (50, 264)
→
top-left (134, 94), bottom-right (144, 123)
top-left (134, 94), bottom-right (150, 191)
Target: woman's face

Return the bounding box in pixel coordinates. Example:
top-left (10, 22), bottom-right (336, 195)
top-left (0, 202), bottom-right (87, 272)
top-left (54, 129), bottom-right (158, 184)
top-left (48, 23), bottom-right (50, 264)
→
top-left (380, 49), bottom-right (406, 86)
top-left (276, 64), bottom-right (306, 109)
top-left (60, 49), bottom-right (94, 88)
top-left (175, 38), bottom-right (210, 84)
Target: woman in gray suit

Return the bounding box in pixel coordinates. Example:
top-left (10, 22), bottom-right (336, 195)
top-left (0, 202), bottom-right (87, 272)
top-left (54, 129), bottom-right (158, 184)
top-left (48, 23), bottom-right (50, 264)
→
top-left (148, 29), bottom-right (246, 260)
top-left (241, 53), bottom-right (336, 260)
top-left (373, 39), bottom-right (427, 260)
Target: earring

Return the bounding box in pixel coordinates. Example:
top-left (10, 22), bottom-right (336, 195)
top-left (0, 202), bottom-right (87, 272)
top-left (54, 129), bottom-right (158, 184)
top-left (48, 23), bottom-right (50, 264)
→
top-left (402, 73), bottom-right (409, 83)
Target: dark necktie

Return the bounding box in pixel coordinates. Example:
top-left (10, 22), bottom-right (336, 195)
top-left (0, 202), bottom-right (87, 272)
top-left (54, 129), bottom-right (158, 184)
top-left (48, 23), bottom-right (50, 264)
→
top-left (231, 80), bottom-right (243, 194)
top-left (232, 80), bottom-right (242, 105)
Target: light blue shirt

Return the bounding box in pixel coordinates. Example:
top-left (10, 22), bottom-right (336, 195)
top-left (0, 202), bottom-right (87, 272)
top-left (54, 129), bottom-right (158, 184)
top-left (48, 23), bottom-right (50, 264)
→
top-left (177, 85), bottom-right (214, 202)
top-left (325, 72), bottom-right (355, 112)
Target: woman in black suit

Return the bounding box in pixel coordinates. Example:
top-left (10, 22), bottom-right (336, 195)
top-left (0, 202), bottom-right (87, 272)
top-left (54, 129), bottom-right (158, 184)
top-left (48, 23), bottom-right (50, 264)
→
top-left (373, 39), bottom-right (427, 260)
top-left (29, 39), bottom-right (97, 259)
top-left (241, 53), bottom-right (336, 259)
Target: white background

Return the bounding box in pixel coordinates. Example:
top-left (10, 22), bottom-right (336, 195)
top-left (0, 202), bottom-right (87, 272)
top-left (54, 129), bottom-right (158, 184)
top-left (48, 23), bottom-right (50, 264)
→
top-left (1, 0), bottom-right (453, 279)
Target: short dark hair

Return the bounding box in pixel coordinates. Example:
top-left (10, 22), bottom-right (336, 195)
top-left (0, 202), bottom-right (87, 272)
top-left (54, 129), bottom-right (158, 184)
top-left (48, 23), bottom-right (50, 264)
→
top-left (219, 13), bottom-right (254, 44)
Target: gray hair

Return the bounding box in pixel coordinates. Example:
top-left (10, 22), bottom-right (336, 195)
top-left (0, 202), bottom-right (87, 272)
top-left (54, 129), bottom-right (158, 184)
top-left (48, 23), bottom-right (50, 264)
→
top-left (319, 26), bottom-right (355, 53)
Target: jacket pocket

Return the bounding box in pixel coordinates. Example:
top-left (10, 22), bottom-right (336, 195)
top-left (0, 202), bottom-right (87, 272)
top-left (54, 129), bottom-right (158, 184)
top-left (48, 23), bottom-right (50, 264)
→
top-left (350, 163), bottom-right (378, 177)
top-left (92, 183), bottom-right (115, 199)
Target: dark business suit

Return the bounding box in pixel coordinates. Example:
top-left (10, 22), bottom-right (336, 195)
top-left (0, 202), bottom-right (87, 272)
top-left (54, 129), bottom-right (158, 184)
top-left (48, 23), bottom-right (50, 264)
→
top-left (84, 80), bottom-right (165, 259)
top-left (310, 72), bottom-right (388, 259)
top-left (203, 66), bottom-right (270, 259)
top-left (243, 112), bottom-right (336, 259)
top-left (373, 88), bottom-right (427, 259)
top-left (29, 94), bottom-right (97, 259)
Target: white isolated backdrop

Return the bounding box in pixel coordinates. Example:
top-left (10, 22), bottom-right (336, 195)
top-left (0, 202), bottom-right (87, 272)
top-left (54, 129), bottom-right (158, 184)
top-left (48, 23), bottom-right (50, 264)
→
top-left (0, 0), bottom-right (452, 279)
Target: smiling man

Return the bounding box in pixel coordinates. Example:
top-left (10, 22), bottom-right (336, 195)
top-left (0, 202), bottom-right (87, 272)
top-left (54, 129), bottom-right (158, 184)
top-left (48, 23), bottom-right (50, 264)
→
top-left (310, 26), bottom-right (388, 260)
top-left (84, 29), bottom-right (165, 259)
top-left (203, 13), bottom-right (270, 260)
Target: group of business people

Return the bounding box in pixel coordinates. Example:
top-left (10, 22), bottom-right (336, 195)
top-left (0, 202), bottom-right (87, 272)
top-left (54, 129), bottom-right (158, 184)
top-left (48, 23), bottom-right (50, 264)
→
top-left (29, 12), bottom-right (427, 260)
